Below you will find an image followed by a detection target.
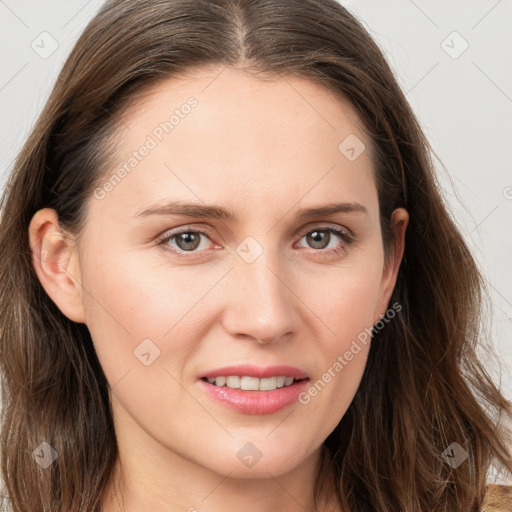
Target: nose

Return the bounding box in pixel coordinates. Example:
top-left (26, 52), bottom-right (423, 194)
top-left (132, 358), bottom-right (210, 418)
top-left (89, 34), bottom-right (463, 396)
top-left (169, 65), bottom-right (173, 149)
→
top-left (221, 250), bottom-right (302, 345)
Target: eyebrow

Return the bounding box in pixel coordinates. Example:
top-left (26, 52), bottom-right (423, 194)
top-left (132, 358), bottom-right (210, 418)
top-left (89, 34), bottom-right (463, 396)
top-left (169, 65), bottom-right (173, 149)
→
top-left (135, 200), bottom-right (368, 221)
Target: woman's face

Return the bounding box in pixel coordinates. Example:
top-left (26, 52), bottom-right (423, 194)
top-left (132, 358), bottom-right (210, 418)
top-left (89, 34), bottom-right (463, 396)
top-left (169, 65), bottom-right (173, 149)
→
top-left (36, 66), bottom-right (407, 479)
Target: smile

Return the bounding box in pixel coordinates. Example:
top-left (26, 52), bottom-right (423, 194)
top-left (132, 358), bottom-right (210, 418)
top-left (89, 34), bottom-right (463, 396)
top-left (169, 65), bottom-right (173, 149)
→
top-left (202, 375), bottom-right (299, 391)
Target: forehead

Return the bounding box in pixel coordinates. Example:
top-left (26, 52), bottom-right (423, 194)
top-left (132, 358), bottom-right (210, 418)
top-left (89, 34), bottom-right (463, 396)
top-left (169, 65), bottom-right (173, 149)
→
top-left (122, 66), bottom-right (367, 145)
top-left (94, 66), bottom-right (377, 222)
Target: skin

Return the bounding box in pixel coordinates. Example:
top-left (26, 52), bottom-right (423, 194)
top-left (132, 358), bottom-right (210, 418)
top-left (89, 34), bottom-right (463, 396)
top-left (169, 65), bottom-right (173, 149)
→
top-left (29, 66), bottom-right (408, 512)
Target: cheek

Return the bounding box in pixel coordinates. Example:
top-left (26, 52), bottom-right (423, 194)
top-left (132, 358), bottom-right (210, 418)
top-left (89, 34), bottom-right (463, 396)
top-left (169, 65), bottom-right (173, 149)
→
top-left (82, 237), bottom-right (384, 388)
top-left (80, 246), bottom-right (219, 387)
top-left (292, 256), bottom-right (383, 431)
top-left (301, 253), bottom-right (383, 347)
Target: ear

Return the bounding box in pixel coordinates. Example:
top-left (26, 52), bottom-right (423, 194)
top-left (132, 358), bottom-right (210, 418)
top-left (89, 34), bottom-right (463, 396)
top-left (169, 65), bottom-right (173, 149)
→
top-left (28, 208), bottom-right (86, 323)
top-left (373, 207), bottom-right (408, 324)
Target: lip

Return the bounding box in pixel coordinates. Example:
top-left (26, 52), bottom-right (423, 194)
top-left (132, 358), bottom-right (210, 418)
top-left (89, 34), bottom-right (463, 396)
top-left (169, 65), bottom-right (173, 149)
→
top-left (198, 377), bottom-right (310, 415)
top-left (199, 364), bottom-right (309, 380)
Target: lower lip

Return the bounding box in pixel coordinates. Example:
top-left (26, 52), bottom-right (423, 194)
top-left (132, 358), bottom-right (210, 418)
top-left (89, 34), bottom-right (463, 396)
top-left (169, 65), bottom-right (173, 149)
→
top-left (198, 378), bottom-right (310, 415)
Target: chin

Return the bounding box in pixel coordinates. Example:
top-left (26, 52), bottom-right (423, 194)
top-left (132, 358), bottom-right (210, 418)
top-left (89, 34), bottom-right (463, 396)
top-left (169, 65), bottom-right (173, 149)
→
top-left (200, 443), bottom-right (315, 479)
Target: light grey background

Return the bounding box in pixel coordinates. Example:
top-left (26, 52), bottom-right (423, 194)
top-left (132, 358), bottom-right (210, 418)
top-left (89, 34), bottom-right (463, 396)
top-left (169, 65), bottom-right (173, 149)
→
top-left (1, 1), bottom-right (511, 398)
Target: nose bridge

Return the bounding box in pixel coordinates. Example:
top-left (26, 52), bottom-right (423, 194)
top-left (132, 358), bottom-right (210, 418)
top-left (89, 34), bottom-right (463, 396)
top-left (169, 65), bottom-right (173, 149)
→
top-left (222, 236), bottom-right (301, 343)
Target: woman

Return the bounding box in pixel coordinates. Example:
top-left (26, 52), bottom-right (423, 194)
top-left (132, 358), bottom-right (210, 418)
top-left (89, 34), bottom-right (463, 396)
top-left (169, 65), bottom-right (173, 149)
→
top-left (0, 0), bottom-right (511, 510)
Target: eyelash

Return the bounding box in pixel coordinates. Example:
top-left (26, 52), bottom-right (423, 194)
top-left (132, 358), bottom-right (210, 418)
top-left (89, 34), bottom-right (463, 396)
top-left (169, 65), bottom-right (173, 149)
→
top-left (156, 225), bottom-right (355, 259)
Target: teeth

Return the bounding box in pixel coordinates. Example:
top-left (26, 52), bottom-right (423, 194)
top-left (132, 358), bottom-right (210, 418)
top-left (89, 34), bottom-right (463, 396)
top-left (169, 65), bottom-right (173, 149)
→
top-left (226, 376), bottom-right (240, 388)
top-left (240, 376), bottom-right (259, 391)
top-left (206, 375), bottom-right (299, 390)
top-left (258, 377), bottom-right (276, 391)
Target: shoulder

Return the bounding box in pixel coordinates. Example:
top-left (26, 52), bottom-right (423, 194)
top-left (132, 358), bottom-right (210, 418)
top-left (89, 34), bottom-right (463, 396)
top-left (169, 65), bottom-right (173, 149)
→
top-left (482, 484), bottom-right (512, 512)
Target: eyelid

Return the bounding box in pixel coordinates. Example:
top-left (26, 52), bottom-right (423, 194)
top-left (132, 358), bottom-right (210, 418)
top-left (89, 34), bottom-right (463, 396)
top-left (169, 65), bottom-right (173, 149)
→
top-left (156, 223), bottom-right (355, 257)
top-left (295, 222), bottom-right (354, 240)
top-left (155, 223), bottom-right (216, 243)
top-left (154, 226), bottom-right (219, 257)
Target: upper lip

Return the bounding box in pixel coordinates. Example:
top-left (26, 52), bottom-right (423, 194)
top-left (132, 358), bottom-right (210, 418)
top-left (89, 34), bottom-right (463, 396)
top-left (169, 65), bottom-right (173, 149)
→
top-left (200, 364), bottom-right (309, 380)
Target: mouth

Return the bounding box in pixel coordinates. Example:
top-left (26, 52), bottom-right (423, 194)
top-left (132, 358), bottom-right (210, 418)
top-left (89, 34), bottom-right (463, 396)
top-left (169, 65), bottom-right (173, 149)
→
top-left (197, 365), bottom-right (310, 415)
top-left (200, 375), bottom-right (307, 391)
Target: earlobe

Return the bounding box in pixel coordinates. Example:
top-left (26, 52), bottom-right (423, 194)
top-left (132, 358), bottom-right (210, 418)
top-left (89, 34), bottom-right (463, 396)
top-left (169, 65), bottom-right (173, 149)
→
top-left (28, 208), bottom-right (87, 324)
top-left (374, 207), bottom-right (409, 322)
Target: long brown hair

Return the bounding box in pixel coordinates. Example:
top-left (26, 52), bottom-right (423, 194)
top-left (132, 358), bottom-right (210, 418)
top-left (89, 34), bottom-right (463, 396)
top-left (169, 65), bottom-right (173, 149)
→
top-left (1, 0), bottom-right (511, 510)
